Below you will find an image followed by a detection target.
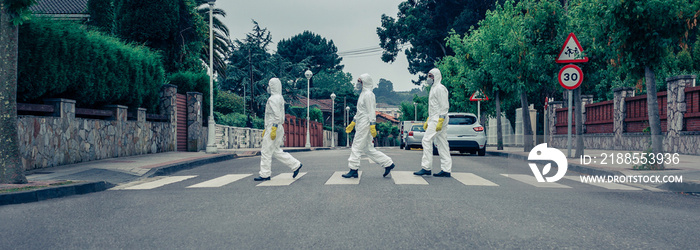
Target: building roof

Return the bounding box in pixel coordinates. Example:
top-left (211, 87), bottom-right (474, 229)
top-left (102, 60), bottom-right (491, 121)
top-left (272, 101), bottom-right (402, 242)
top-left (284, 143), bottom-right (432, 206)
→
top-left (376, 111), bottom-right (400, 124)
top-left (30, 0), bottom-right (89, 15)
top-left (289, 96), bottom-right (333, 112)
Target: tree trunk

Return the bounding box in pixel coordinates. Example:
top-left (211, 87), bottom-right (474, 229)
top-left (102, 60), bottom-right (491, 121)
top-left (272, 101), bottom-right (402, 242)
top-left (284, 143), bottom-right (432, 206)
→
top-left (496, 90), bottom-right (503, 150)
top-left (575, 87), bottom-right (584, 157)
top-left (521, 89), bottom-right (534, 152)
top-left (645, 66), bottom-right (664, 168)
top-left (0, 3), bottom-right (28, 184)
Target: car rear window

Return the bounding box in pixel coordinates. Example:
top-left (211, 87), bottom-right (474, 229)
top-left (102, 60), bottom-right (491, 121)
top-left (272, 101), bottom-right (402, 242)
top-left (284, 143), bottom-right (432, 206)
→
top-left (411, 125), bottom-right (425, 132)
top-left (448, 115), bottom-right (477, 125)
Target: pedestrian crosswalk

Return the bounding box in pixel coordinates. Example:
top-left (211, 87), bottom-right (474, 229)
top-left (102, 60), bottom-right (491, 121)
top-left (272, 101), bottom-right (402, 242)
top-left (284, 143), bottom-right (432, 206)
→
top-left (112, 171), bottom-right (646, 191)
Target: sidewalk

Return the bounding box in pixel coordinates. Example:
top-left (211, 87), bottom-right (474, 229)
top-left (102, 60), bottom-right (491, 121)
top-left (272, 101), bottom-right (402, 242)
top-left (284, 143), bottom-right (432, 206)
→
top-left (486, 146), bottom-right (700, 193)
top-left (1, 147), bottom-right (329, 205)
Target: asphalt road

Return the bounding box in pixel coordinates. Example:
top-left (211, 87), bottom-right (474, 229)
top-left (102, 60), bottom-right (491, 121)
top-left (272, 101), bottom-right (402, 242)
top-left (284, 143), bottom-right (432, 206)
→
top-left (1, 148), bottom-right (699, 249)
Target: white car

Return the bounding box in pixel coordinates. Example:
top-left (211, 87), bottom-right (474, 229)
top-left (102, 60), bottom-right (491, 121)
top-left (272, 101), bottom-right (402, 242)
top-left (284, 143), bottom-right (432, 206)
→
top-left (433, 113), bottom-right (487, 156)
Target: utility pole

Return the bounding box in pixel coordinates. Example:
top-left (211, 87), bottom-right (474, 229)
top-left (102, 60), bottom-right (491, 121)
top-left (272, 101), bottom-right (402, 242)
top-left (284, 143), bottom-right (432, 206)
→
top-left (248, 47), bottom-right (253, 127)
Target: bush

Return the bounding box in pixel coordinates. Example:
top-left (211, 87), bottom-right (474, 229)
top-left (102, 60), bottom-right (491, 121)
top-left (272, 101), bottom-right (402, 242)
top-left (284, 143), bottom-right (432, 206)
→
top-left (214, 112), bottom-right (264, 129)
top-left (215, 91), bottom-right (244, 114)
top-left (18, 18), bottom-right (165, 112)
top-left (168, 71), bottom-right (212, 119)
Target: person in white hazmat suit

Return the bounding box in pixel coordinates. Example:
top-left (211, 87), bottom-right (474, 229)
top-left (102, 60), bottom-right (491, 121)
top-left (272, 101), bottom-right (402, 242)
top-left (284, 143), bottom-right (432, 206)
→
top-left (414, 68), bottom-right (452, 177)
top-left (254, 78), bottom-right (303, 181)
top-left (342, 73), bottom-right (395, 178)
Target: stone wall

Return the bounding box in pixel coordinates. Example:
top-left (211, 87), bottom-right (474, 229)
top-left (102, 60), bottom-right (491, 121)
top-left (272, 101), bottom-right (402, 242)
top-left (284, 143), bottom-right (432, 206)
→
top-left (17, 99), bottom-right (172, 170)
top-left (215, 125), bottom-right (263, 149)
top-left (548, 75), bottom-right (700, 155)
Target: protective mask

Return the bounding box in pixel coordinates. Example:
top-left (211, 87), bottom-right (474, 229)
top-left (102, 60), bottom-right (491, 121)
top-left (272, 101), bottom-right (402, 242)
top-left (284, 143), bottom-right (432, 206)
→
top-left (426, 78), bottom-right (434, 86)
top-left (354, 81), bottom-right (363, 93)
top-left (267, 86), bottom-right (271, 94)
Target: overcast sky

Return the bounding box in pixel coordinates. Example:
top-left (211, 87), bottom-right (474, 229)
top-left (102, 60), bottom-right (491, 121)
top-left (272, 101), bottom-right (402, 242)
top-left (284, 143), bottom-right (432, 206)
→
top-left (216, 0), bottom-right (420, 92)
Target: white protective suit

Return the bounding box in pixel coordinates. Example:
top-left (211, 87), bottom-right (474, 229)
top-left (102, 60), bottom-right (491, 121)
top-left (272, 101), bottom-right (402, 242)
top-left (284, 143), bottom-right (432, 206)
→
top-left (347, 74), bottom-right (394, 170)
top-left (259, 78), bottom-right (301, 178)
top-left (421, 68), bottom-right (452, 172)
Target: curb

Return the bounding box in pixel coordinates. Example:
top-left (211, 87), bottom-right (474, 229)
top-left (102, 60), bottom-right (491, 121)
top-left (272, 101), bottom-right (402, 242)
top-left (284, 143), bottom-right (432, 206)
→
top-left (0, 181), bottom-right (113, 206)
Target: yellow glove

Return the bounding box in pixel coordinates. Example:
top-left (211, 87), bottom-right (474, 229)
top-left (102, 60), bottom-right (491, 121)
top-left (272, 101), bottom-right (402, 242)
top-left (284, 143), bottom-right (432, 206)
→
top-left (262, 129), bottom-right (266, 137)
top-left (270, 126), bottom-right (277, 140)
top-left (436, 118), bottom-right (445, 131)
top-left (370, 125), bottom-right (377, 137)
top-left (423, 119), bottom-right (428, 130)
top-left (346, 121), bottom-right (356, 133)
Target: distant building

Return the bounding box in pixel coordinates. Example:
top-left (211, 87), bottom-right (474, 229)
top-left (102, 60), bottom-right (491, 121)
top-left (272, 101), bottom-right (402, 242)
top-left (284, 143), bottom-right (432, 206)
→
top-left (288, 95), bottom-right (334, 126)
top-left (376, 111), bottom-right (399, 127)
top-left (376, 103), bottom-right (400, 119)
top-left (30, 0), bottom-right (89, 21)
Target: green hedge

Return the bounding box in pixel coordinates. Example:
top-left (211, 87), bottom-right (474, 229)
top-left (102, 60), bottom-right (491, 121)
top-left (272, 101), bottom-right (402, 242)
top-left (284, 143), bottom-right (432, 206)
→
top-left (18, 18), bottom-right (165, 112)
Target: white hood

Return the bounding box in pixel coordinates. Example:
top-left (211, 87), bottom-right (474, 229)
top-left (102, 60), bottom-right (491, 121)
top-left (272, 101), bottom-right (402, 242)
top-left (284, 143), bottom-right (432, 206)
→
top-left (429, 68), bottom-right (442, 86)
top-left (268, 78), bottom-right (282, 95)
top-left (359, 73), bottom-right (374, 92)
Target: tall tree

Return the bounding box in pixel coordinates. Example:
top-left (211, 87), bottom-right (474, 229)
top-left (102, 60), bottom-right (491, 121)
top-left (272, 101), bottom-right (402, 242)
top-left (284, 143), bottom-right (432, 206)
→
top-left (1, 0), bottom-right (34, 184)
top-left (276, 30), bottom-right (344, 74)
top-left (599, 0), bottom-right (697, 165)
top-left (195, 0), bottom-right (232, 77)
top-left (377, 0), bottom-right (497, 83)
top-left (115, 0), bottom-right (207, 74)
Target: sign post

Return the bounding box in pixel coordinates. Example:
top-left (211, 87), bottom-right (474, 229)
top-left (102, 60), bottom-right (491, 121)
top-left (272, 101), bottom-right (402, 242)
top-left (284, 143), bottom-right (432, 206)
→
top-left (556, 32), bottom-right (587, 158)
top-left (469, 90), bottom-right (489, 121)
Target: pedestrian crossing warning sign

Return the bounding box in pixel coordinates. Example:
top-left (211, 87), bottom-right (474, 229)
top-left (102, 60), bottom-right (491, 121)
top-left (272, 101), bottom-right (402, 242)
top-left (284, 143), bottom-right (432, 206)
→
top-left (469, 90), bottom-right (489, 101)
top-left (555, 33), bottom-right (589, 63)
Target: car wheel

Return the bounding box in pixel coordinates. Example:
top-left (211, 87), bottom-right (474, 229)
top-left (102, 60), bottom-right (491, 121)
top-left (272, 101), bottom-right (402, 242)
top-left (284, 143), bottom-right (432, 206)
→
top-left (400, 143), bottom-right (404, 149)
top-left (405, 145), bottom-right (410, 150)
top-left (478, 147), bottom-right (486, 156)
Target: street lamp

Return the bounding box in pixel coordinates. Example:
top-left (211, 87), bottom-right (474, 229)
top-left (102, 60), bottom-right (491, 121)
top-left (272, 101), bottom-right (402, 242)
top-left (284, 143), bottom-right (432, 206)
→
top-left (345, 106), bottom-right (350, 147)
top-left (304, 70), bottom-right (313, 148)
top-left (330, 93), bottom-right (336, 148)
top-left (205, 0), bottom-right (217, 154)
top-left (413, 102), bottom-right (417, 121)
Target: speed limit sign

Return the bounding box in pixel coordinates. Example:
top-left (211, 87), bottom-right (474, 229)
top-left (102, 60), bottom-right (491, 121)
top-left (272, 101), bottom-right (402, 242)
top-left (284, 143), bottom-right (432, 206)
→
top-left (558, 64), bottom-right (583, 90)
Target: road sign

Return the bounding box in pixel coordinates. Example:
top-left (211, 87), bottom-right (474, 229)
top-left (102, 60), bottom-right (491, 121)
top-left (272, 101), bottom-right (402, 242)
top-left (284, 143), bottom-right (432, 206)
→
top-left (555, 33), bottom-right (588, 63)
top-left (558, 64), bottom-right (583, 90)
top-left (469, 90), bottom-right (489, 101)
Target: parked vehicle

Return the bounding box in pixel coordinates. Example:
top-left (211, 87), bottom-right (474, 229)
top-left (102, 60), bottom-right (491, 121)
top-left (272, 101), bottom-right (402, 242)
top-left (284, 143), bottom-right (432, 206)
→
top-left (399, 120), bottom-right (421, 149)
top-left (433, 113), bottom-right (487, 156)
top-left (404, 124), bottom-right (425, 150)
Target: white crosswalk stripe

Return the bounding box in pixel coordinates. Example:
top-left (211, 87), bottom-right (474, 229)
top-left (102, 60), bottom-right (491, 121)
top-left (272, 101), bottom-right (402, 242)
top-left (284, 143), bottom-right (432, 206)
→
top-left (391, 171), bottom-right (429, 185)
top-left (501, 174), bottom-right (572, 188)
top-left (123, 176), bottom-right (197, 190)
top-left (563, 176), bottom-right (642, 190)
top-left (325, 171), bottom-right (362, 185)
top-left (452, 173), bottom-right (499, 186)
top-left (256, 172), bottom-right (307, 186)
top-left (112, 172), bottom-right (649, 191)
top-left (187, 174), bottom-right (252, 188)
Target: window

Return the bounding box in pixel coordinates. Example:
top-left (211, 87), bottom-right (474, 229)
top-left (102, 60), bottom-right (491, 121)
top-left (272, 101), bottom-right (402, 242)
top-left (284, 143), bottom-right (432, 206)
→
top-left (448, 115), bottom-right (476, 125)
top-left (411, 125), bottom-right (425, 132)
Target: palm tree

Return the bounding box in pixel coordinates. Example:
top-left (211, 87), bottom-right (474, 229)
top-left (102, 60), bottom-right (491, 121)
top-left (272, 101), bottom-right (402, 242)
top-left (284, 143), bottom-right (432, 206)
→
top-left (196, 0), bottom-right (232, 78)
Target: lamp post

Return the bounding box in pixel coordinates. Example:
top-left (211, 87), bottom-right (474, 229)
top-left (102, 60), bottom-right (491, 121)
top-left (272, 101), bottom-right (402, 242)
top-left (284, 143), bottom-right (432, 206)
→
top-left (345, 106), bottom-right (350, 147)
top-left (205, 0), bottom-right (217, 154)
top-left (330, 93), bottom-right (336, 148)
top-left (413, 102), bottom-right (417, 121)
top-left (304, 70), bottom-right (313, 148)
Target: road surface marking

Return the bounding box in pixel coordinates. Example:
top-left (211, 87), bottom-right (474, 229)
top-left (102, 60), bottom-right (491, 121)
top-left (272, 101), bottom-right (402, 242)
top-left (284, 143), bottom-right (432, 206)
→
top-left (256, 172), bottom-right (307, 186)
top-left (123, 176), bottom-right (197, 190)
top-left (325, 171), bottom-right (362, 185)
top-left (187, 174), bottom-right (252, 188)
top-left (391, 171), bottom-right (429, 185)
top-left (452, 173), bottom-right (499, 186)
top-left (563, 176), bottom-right (642, 190)
top-left (501, 174), bottom-right (571, 188)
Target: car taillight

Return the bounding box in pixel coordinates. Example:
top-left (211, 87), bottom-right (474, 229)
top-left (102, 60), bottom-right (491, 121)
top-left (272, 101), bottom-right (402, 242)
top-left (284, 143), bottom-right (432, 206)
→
top-left (473, 126), bottom-right (484, 132)
top-left (409, 131), bottom-right (414, 136)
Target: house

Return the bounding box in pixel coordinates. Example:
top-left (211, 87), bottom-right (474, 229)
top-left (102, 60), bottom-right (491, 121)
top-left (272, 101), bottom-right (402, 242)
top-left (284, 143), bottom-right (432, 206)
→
top-left (376, 103), bottom-right (401, 119)
top-left (376, 111), bottom-right (400, 127)
top-left (30, 0), bottom-right (90, 21)
top-left (288, 95), bottom-right (334, 126)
